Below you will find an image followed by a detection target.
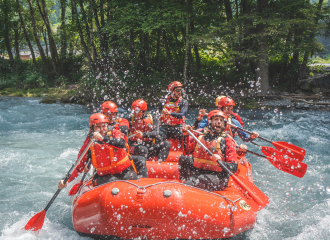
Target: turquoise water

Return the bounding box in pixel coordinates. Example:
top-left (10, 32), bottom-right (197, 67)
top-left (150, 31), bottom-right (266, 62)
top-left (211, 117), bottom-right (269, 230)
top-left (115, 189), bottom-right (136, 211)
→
top-left (0, 97), bottom-right (330, 239)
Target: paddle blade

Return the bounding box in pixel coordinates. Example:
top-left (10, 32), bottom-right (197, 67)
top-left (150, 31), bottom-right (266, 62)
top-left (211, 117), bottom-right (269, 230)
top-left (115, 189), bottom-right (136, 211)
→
top-left (272, 141), bottom-right (306, 162)
top-left (261, 147), bottom-right (307, 178)
top-left (24, 210), bottom-right (46, 231)
top-left (231, 174), bottom-right (269, 212)
top-left (68, 182), bottom-right (83, 196)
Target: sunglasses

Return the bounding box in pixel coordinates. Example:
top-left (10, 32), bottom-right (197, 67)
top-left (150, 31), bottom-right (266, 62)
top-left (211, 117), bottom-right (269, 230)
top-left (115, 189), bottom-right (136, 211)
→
top-left (174, 88), bottom-right (182, 92)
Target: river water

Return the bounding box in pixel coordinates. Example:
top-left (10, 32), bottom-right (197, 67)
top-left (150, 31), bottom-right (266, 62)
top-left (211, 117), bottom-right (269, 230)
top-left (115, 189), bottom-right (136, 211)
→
top-left (0, 96), bottom-right (329, 240)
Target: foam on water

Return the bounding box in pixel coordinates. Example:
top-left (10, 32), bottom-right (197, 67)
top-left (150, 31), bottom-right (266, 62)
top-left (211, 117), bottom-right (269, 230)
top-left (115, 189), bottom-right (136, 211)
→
top-left (1, 97), bottom-right (330, 239)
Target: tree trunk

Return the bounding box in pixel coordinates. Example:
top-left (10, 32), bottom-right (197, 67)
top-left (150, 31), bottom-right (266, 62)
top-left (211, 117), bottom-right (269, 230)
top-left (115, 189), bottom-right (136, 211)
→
top-left (4, 0), bottom-right (14, 63)
top-left (71, 0), bottom-right (95, 74)
top-left (78, 0), bottom-right (98, 63)
top-left (183, 22), bottom-right (190, 83)
top-left (155, 29), bottom-right (161, 69)
top-left (14, 23), bottom-right (20, 60)
top-left (43, 27), bottom-right (49, 57)
top-left (162, 29), bottom-right (177, 80)
top-left (190, 21), bottom-right (201, 73)
top-left (129, 29), bottom-right (136, 69)
top-left (60, 0), bottom-right (67, 59)
top-left (224, 0), bottom-right (233, 22)
top-left (256, 0), bottom-right (269, 96)
top-left (27, 0), bottom-right (47, 65)
top-left (279, 31), bottom-right (292, 82)
top-left (36, 0), bottom-right (58, 72)
top-left (16, 0), bottom-right (36, 66)
top-left (145, 33), bottom-right (150, 67)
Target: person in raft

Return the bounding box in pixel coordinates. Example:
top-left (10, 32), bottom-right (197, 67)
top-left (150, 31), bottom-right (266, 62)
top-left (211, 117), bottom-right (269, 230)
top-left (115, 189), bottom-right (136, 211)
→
top-left (70, 100), bottom-right (130, 180)
top-left (101, 101), bottom-right (129, 135)
top-left (128, 99), bottom-right (171, 177)
top-left (178, 110), bottom-right (238, 191)
top-left (158, 81), bottom-right (188, 142)
top-left (194, 96), bottom-right (259, 152)
top-left (58, 113), bottom-right (137, 189)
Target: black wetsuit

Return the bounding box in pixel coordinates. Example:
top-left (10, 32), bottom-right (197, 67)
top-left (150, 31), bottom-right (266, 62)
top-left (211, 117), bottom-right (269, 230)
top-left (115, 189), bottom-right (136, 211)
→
top-left (127, 113), bottom-right (171, 178)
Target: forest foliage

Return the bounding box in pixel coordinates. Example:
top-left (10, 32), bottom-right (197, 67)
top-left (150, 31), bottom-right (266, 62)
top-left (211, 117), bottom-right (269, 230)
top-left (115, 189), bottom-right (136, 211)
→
top-left (1, 0), bottom-right (330, 101)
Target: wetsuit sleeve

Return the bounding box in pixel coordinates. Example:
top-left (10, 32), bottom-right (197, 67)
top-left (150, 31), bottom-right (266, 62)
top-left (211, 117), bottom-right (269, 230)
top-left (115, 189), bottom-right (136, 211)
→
top-left (224, 137), bottom-right (237, 163)
top-left (103, 130), bottom-right (126, 148)
top-left (198, 119), bottom-right (208, 129)
top-left (170, 99), bottom-right (188, 119)
top-left (193, 119), bottom-right (200, 129)
top-left (143, 113), bottom-right (159, 139)
top-left (231, 119), bottom-right (253, 142)
top-left (182, 131), bottom-right (197, 155)
top-left (118, 118), bottom-right (129, 136)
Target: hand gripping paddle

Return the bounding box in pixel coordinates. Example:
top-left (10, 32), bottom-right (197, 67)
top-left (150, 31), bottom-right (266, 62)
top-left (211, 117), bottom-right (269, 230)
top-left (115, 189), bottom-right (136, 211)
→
top-left (187, 130), bottom-right (269, 212)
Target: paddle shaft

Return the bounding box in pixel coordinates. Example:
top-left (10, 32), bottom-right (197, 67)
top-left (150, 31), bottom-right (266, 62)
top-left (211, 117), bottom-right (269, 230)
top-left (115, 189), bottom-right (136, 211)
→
top-left (127, 133), bottom-right (136, 139)
top-left (227, 123), bottom-right (271, 143)
top-left (45, 139), bottom-right (94, 211)
top-left (80, 160), bottom-right (92, 183)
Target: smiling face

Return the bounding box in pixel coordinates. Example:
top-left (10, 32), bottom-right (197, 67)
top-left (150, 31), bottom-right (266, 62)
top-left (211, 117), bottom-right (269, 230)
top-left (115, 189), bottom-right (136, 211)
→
top-left (133, 108), bottom-right (144, 119)
top-left (210, 116), bottom-right (225, 134)
top-left (172, 87), bottom-right (182, 99)
top-left (93, 122), bottom-right (108, 136)
top-left (222, 105), bottom-right (233, 116)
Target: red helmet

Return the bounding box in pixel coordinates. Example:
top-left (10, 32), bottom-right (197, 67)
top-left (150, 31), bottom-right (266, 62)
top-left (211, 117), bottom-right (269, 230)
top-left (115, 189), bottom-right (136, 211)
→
top-left (131, 99), bottom-right (147, 112)
top-left (101, 101), bottom-right (118, 113)
top-left (217, 97), bottom-right (235, 108)
top-left (207, 110), bottom-right (227, 123)
top-left (168, 81), bottom-right (183, 91)
top-left (215, 95), bottom-right (226, 107)
top-left (89, 113), bottom-right (109, 127)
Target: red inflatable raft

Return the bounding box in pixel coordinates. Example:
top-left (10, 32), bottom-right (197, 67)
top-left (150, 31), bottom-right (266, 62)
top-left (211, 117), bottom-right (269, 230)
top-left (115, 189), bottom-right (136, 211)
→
top-left (72, 151), bottom-right (257, 239)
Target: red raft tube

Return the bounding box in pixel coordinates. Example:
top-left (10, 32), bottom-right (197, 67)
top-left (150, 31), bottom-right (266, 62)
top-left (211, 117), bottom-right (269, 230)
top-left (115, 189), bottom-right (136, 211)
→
top-left (72, 153), bottom-right (256, 239)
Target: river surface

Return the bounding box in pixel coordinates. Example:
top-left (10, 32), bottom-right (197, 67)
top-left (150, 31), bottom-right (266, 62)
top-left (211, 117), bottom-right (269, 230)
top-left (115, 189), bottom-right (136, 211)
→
top-left (0, 96), bottom-right (330, 240)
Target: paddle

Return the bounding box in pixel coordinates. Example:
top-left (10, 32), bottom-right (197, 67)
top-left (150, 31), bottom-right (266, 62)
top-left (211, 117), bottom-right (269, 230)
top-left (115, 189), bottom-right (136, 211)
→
top-left (228, 123), bottom-right (306, 161)
top-left (194, 130), bottom-right (307, 178)
top-left (246, 147), bottom-right (307, 178)
top-left (68, 160), bottom-right (92, 196)
top-left (128, 133), bottom-right (136, 139)
top-left (24, 139), bottom-right (95, 231)
top-left (187, 130), bottom-right (269, 212)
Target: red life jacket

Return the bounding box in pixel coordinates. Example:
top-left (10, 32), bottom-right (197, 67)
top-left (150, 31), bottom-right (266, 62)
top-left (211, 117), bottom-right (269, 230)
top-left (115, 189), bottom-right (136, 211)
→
top-left (129, 114), bottom-right (154, 142)
top-left (90, 130), bottom-right (131, 176)
top-left (193, 133), bottom-right (227, 172)
top-left (160, 96), bottom-right (184, 125)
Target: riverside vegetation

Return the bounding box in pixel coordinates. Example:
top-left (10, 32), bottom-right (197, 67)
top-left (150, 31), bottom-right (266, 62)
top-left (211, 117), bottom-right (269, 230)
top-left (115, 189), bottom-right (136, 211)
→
top-left (1, 0), bottom-right (330, 107)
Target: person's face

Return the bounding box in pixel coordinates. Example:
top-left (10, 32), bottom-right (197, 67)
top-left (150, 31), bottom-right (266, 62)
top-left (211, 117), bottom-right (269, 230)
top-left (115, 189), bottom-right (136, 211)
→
top-left (172, 87), bottom-right (182, 99)
top-left (210, 116), bottom-right (225, 134)
top-left (133, 108), bottom-right (144, 119)
top-left (104, 112), bottom-right (117, 124)
top-left (94, 122), bottom-right (108, 136)
top-left (223, 105), bottom-right (233, 116)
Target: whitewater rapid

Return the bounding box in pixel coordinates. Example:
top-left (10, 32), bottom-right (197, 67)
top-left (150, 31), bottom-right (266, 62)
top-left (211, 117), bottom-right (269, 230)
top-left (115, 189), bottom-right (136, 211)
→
top-left (0, 97), bottom-right (329, 240)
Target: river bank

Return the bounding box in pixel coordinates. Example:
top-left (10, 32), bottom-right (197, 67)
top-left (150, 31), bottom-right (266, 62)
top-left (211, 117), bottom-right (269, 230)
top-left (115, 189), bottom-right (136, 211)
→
top-left (1, 83), bottom-right (330, 111)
